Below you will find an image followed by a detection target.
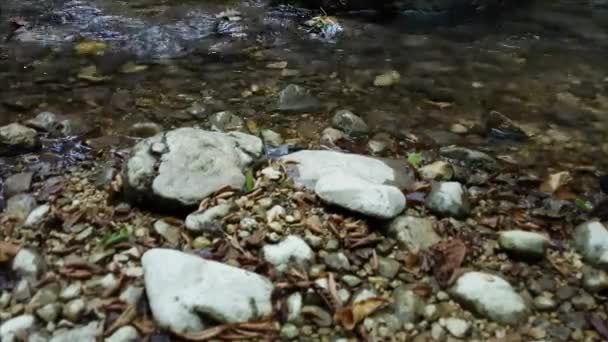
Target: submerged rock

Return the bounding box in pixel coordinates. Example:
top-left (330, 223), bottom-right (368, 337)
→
top-left (418, 161), bottom-right (453, 181)
top-left (0, 123), bottom-right (39, 156)
top-left (574, 221), bottom-right (608, 269)
top-left (209, 111), bottom-right (244, 132)
top-left (315, 172), bottom-right (405, 219)
top-left (484, 110), bottom-right (528, 141)
top-left (142, 249), bottom-right (273, 333)
top-left (281, 150), bottom-right (415, 190)
top-left (439, 146), bottom-right (498, 171)
top-left (498, 230), bottom-right (549, 259)
top-left (4, 172), bottom-right (33, 198)
top-left (449, 272), bottom-right (528, 324)
top-left (425, 182), bottom-right (470, 218)
top-left (387, 215), bottom-right (440, 251)
top-left (276, 84), bottom-right (319, 112)
top-left (123, 128), bottom-right (262, 211)
top-left (331, 110), bottom-right (369, 135)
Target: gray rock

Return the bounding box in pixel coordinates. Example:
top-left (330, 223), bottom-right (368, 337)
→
top-left (582, 267), bottom-right (608, 293)
top-left (280, 323), bottom-right (299, 340)
top-left (387, 215), bottom-right (440, 251)
top-left (315, 172), bottom-right (405, 219)
top-left (418, 161), bottom-right (453, 181)
top-left (324, 252), bottom-right (351, 271)
top-left (28, 285), bottom-right (59, 311)
top-left (425, 182), bottom-right (470, 218)
top-left (320, 127), bottom-right (346, 147)
top-left (0, 123), bottom-right (39, 156)
top-left (331, 110), bottom-right (369, 135)
top-left (449, 272), bottom-right (528, 324)
top-left (439, 146), bottom-right (498, 171)
top-left (209, 111), bottom-right (244, 131)
top-left (62, 298), bottom-right (86, 322)
top-left (286, 292), bottom-right (303, 322)
top-left (498, 230), bottom-right (549, 259)
top-left (341, 275), bottom-right (362, 287)
top-left (4, 172), bottom-right (33, 198)
top-left (104, 326), bottom-right (139, 342)
top-left (50, 321), bottom-right (100, 342)
top-left (123, 128), bottom-right (262, 210)
top-left (153, 219), bottom-right (181, 244)
top-left (185, 202), bottom-right (233, 234)
top-left (36, 303), bottom-right (61, 322)
top-left (59, 282), bottom-right (81, 300)
top-left (571, 293), bottom-right (596, 310)
top-left (276, 84), bottom-right (319, 112)
top-left (377, 257), bottom-right (401, 279)
top-left (533, 295), bottom-right (557, 311)
top-left (12, 279), bottom-right (32, 302)
top-left (142, 248), bottom-right (273, 333)
top-left (282, 150), bottom-right (415, 190)
top-left (119, 286), bottom-right (144, 305)
top-left (84, 274), bottom-right (119, 296)
top-left (261, 129), bottom-right (283, 147)
top-left (0, 314), bottom-right (36, 342)
top-left (374, 71), bottom-right (400, 87)
top-left (392, 286), bottom-right (424, 324)
top-left (6, 194), bottom-right (37, 220)
top-left (24, 204), bottom-right (50, 228)
top-left (352, 288), bottom-right (378, 303)
top-left (574, 221), bottom-right (608, 269)
top-left (12, 248), bottom-right (45, 281)
top-left (263, 235), bottom-right (314, 271)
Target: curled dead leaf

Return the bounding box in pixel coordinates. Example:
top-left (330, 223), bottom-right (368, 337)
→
top-left (334, 297), bottom-right (391, 330)
top-left (428, 239), bottom-right (467, 287)
top-left (540, 171), bottom-right (572, 194)
top-left (0, 242), bottom-right (21, 263)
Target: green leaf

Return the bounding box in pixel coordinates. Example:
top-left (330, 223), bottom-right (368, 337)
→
top-left (245, 168), bottom-right (255, 192)
top-left (407, 152), bottom-right (423, 168)
top-left (102, 230), bottom-right (130, 247)
top-left (575, 198), bottom-right (593, 212)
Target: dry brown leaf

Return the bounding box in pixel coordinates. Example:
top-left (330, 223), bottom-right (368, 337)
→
top-left (429, 239), bottom-right (467, 287)
top-left (539, 171), bottom-right (572, 194)
top-left (0, 242), bottom-right (20, 263)
top-left (334, 297), bottom-right (391, 330)
top-left (175, 325), bottom-right (228, 341)
top-left (104, 304), bottom-right (136, 336)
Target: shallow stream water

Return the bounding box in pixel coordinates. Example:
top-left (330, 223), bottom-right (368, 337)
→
top-left (1, 0), bottom-right (608, 173)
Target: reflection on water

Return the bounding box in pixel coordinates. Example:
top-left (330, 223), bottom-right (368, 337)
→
top-left (1, 0), bottom-right (608, 171)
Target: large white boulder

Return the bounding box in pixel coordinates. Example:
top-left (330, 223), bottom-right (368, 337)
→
top-left (123, 128), bottom-right (262, 210)
top-left (142, 249), bottom-right (273, 333)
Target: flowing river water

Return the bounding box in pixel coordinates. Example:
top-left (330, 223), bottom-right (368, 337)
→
top-left (1, 0), bottom-right (608, 184)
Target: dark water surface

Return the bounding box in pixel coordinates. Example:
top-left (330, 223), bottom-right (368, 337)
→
top-left (1, 0), bottom-right (608, 172)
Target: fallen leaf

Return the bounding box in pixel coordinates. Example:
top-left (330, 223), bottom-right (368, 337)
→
top-left (245, 169), bottom-right (255, 192)
top-left (407, 152), bottom-right (423, 168)
top-left (104, 304), bottom-right (136, 336)
top-left (423, 99), bottom-right (453, 109)
top-left (539, 171), bottom-right (572, 194)
top-left (334, 297), bottom-right (391, 330)
top-left (0, 242), bottom-right (20, 263)
top-left (428, 239), bottom-right (467, 287)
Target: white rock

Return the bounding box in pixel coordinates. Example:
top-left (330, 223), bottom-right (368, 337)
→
top-left (449, 272), bottom-right (528, 324)
top-left (261, 129), bottom-right (283, 146)
top-left (24, 204), bottom-right (50, 228)
top-left (59, 282), bottom-right (81, 300)
top-left (104, 326), bottom-right (139, 342)
top-left (574, 221), bottom-right (608, 269)
top-left (425, 181), bottom-right (470, 218)
top-left (266, 205), bottom-right (286, 223)
top-left (185, 203), bottom-right (233, 233)
top-left (444, 317), bottom-right (471, 338)
top-left (320, 127), bottom-right (346, 147)
top-left (315, 172), bottom-right (405, 219)
top-left (119, 286), bottom-right (144, 305)
top-left (142, 249), bottom-right (273, 333)
top-left (62, 299), bottom-right (86, 322)
top-left (153, 220), bottom-right (181, 244)
top-left (286, 292), bottom-right (303, 322)
top-left (387, 215), bottom-right (440, 251)
top-left (0, 314), bottom-right (36, 342)
top-left (50, 321), bottom-right (100, 342)
top-left (419, 161), bottom-right (453, 181)
top-left (12, 248), bottom-right (45, 281)
top-left (263, 235), bottom-right (314, 270)
top-left (281, 150), bottom-right (414, 190)
top-left (124, 128), bottom-right (262, 209)
top-left (498, 230), bottom-right (548, 258)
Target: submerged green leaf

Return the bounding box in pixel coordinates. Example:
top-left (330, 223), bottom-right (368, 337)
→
top-left (575, 198), bottom-right (593, 212)
top-left (407, 152), bottom-right (423, 168)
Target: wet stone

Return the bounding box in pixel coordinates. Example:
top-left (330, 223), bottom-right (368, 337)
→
top-left (386, 215), bottom-right (440, 251)
top-left (324, 252), bottom-right (351, 271)
top-left (425, 182), bottom-right (470, 218)
top-left (573, 221), bottom-right (608, 270)
top-left (582, 267), bottom-right (608, 293)
top-left (276, 84), bottom-right (319, 112)
top-left (419, 161), bottom-right (454, 181)
top-left (439, 146), bottom-right (498, 171)
top-left (571, 293), bottom-right (596, 310)
top-left (498, 230), bottom-right (548, 259)
top-left (209, 111), bottom-right (244, 131)
top-left (6, 194), bottom-right (37, 221)
top-left (331, 110), bottom-right (369, 135)
top-left (0, 123), bottom-right (40, 156)
top-left (555, 286), bottom-right (576, 301)
top-left (377, 257), bottom-right (401, 279)
top-left (533, 295), bottom-right (557, 311)
top-left (4, 172), bottom-right (33, 198)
